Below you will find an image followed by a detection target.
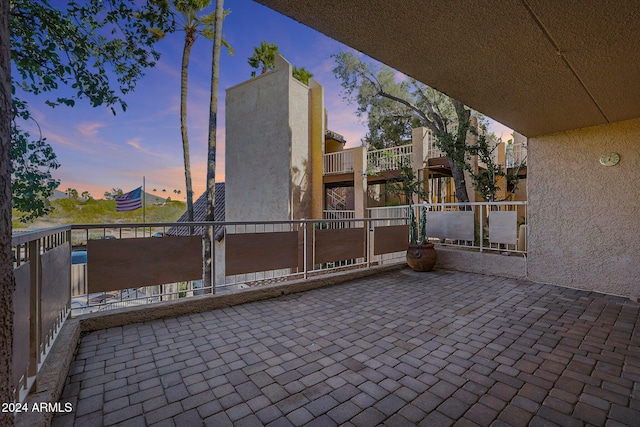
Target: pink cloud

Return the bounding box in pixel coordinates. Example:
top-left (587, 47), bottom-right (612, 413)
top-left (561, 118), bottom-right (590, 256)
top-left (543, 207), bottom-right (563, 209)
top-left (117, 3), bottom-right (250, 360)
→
top-left (76, 122), bottom-right (106, 138)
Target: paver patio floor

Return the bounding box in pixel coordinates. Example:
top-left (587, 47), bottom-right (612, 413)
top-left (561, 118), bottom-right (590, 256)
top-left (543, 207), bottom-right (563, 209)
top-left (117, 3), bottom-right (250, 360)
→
top-left (53, 269), bottom-right (640, 426)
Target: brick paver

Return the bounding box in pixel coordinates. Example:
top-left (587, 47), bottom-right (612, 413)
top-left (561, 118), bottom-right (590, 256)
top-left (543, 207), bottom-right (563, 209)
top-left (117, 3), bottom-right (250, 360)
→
top-left (53, 269), bottom-right (640, 426)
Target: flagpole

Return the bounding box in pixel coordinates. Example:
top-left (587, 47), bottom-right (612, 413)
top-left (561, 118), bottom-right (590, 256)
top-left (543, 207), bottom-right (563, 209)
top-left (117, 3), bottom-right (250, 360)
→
top-left (143, 176), bottom-right (146, 234)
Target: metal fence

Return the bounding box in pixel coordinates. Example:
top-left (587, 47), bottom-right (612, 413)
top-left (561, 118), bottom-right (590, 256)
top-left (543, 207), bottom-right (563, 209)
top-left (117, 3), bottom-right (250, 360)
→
top-left (369, 201), bottom-right (527, 253)
top-left (11, 226), bottom-right (72, 403)
top-left (66, 218), bottom-right (410, 311)
top-left (12, 218), bottom-right (413, 402)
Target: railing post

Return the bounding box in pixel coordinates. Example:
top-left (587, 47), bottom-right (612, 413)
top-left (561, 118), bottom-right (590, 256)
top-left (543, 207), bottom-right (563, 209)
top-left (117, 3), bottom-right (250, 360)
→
top-left (479, 205), bottom-right (484, 252)
top-left (28, 239), bottom-right (41, 387)
top-left (366, 219), bottom-right (371, 268)
top-left (303, 222), bottom-right (308, 279)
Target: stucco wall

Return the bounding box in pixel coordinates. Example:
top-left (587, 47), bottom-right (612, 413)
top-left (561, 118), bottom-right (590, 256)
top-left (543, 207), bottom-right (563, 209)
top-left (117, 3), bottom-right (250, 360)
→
top-left (527, 118), bottom-right (640, 297)
top-left (289, 77), bottom-right (311, 219)
top-left (225, 56), bottom-right (293, 222)
top-left (436, 247), bottom-right (525, 279)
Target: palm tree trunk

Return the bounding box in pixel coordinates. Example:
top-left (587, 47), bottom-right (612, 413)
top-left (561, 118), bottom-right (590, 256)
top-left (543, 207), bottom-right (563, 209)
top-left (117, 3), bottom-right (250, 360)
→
top-left (204, 0), bottom-right (224, 291)
top-left (0, 0), bottom-right (15, 423)
top-left (180, 30), bottom-right (195, 228)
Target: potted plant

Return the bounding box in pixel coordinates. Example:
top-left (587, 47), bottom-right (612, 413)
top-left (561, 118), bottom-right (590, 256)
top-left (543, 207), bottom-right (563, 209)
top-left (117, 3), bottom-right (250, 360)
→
top-left (386, 165), bottom-right (437, 271)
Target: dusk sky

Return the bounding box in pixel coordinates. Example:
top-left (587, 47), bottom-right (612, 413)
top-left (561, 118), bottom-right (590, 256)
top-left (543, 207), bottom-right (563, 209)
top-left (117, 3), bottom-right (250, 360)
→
top-left (18, 0), bottom-right (512, 200)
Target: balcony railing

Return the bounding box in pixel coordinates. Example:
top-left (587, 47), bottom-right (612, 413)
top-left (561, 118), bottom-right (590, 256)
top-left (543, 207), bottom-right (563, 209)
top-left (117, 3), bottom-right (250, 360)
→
top-left (424, 131), bottom-right (446, 160)
top-left (322, 210), bottom-right (356, 220)
top-left (11, 204), bottom-right (528, 403)
top-left (367, 144), bottom-right (413, 172)
top-left (369, 201), bottom-right (527, 253)
top-left (506, 142), bottom-right (527, 168)
top-left (11, 226), bottom-right (72, 403)
top-left (323, 149), bottom-right (355, 174)
top-left (13, 217), bottom-right (414, 402)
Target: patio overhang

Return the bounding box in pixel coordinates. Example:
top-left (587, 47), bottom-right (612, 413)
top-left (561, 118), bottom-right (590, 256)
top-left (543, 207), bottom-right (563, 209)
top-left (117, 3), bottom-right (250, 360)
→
top-left (254, 0), bottom-right (640, 137)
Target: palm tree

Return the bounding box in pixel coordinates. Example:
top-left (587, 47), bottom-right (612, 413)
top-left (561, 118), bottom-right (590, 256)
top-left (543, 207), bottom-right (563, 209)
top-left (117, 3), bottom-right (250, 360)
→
top-left (167, 1), bottom-right (232, 229)
top-left (292, 66), bottom-right (313, 85)
top-left (173, 0), bottom-right (215, 226)
top-left (248, 41), bottom-right (280, 77)
top-left (204, 0), bottom-right (225, 290)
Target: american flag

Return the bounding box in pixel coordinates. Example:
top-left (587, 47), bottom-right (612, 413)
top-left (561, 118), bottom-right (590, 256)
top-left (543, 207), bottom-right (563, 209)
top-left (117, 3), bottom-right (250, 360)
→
top-left (115, 187), bottom-right (143, 212)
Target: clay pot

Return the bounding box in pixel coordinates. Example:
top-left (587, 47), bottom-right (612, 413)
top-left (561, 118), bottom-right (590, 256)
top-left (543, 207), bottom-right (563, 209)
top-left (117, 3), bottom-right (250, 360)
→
top-left (406, 243), bottom-right (437, 271)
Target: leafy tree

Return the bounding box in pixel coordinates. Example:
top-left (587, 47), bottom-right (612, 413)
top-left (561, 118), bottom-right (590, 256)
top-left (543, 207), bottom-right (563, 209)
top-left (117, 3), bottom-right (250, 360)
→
top-left (332, 52), bottom-right (473, 202)
top-left (467, 134), bottom-right (527, 202)
top-left (204, 0), bottom-right (226, 290)
top-left (65, 187), bottom-right (78, 199)
top-left (385, 163), bottom-right (430, 245)
top-left (104, 188), bottom-right (123, 200)
top-left (10, 0), bottom-right (174, 220)
top-left (248, 40), bottom-right (279, 77)
top-left (333, 52), bottom-right (526, 204)
top-left (11, 100), bottom-right (59, 221)
top-left (81, 190), bottom-right (91, 200)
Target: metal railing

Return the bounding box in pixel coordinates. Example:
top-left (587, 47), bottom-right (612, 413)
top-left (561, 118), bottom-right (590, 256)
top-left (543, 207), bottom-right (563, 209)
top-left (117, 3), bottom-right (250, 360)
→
top-left (11, 226), bottom-right (72, 403)
top-left (12, 217), bottom-right (414, 402)
top-left (506, 142), bottom-right (527, 168)
top-left (367, 144), bottom-right (413, 172)
top-left (369, 201), bottom-right (527, 253)
top-left (11, 206), bottom-right (528, 403)
top-left (424, 131), bottom-right (446, 160)
top-left (326, 187), bottom-right (348, 211)
top-left (68, 218), bottom-right (409, 306)
top-left (322, 210), bottom-right (356, 220)
top-left (323, 149), bottom-right (355, 174)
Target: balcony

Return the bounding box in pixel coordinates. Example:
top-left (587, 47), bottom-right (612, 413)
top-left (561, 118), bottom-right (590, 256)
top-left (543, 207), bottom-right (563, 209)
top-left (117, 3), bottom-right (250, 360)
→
top-left (366, 145), bottom-right (413, 173)
top-left (11, 207), bottom-right (640, 426)
top-left (323, 150), bottom-right (356, 175)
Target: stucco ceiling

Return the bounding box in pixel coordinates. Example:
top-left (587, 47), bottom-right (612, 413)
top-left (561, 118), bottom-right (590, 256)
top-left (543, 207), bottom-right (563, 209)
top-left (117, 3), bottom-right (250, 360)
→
top-left (255, 0), bottom-right (640, 137)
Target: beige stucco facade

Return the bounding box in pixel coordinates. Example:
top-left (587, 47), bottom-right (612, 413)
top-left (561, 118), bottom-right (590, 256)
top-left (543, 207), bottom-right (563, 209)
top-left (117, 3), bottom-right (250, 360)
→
top-left (527, 118), bottom-right (640, 297)
top-left (225, 55), bottom-right (323, 221)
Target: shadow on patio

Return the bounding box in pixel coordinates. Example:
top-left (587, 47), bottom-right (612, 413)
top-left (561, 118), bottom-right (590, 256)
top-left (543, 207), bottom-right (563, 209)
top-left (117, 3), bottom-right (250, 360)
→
top-left (51, 269), bottom-right (639, 427)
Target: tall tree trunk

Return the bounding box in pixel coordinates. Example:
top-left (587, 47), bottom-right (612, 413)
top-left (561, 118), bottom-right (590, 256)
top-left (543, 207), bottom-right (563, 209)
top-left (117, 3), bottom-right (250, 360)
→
top-left (449, 160), bottom-right (470, 203)
top-left (204, 0), bottom-right (224, 290)
top-left (181, 29), bottom-right (195, 227)
top-left (451, 99), bottom-right (472, 204)
top-left (0, 0), bottom-right (15, 423)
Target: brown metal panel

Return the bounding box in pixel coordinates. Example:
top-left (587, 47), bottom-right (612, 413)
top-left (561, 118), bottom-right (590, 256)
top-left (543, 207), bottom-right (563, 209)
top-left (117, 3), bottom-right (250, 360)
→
top-left (87, 236), bottom-right (202, 293)
top-left (323, 172), bottom-right (355, 186)
top-left (226, 232), bottom-right (298, 275)
top-left (374, 225), bottom-right (409, 255)
top-left (40, 242), bottom-right (71, 341)
top-left (13, 264), bottom-right (30, 388)
top-left (315, 228), bottom-right (365, 264)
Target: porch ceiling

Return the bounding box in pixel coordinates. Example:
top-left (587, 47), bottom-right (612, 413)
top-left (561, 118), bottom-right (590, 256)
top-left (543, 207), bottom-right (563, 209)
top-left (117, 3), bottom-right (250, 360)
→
top-left (255, 0), bottom-right (640, 137)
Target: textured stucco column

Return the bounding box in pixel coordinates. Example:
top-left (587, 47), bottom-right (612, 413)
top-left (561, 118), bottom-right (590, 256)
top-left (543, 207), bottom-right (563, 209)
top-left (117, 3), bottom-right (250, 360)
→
top-left (411, 127), bottom-right (426, 172)
top-left (353, 146), bottom-right (367, 218)
top-left (527, 118), bottom-right (640, 297)
top-left (412, 127), bottom-right (429, 201)
top-left (225, 54), bottom-right (293, 222)
top-left (309, 79), bottom-right (324, 219)
top-left (214, 239), bottom-right (224, 286)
